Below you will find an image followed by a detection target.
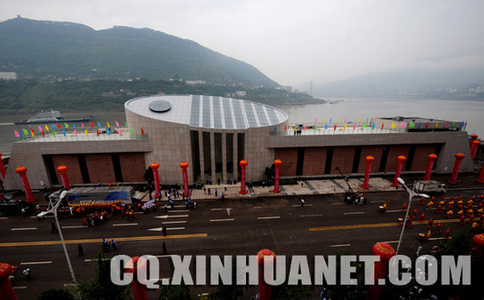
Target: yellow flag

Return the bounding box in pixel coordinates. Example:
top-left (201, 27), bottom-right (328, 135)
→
top-left (85, 129), bottom-right (88, 136)
top-left (344, 123), bottom-right (347, 130)
top-left (107, 122), bottom-right (111, 128)
top-left (337, 118), bottom-right (339, 123)
top-left (391, 122), bottom-right (396, 128)
top-left (45, 124), bottom-right (49, 132)
top-left (435, 122), bottom-right (438, 128)
top-left (322, 118), bottom-right (325, 123)
top-left (359, 117), bottom-right (361, 123)
top-left (294, 125), bottom-right (296, 131)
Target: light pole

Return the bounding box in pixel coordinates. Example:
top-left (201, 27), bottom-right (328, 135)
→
top-left (37, 191), bottom-right (78, 292)
top-left (395, 177), bottom-right (430, 254)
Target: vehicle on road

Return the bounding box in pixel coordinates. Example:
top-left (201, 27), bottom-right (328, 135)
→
top-left (0, 200), bottom-right (33, 216)
top-left (414, 180), bottom-right (447, 194)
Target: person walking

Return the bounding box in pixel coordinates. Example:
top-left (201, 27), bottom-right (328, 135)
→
top-left (162, 226), bottom-right (167, 237)
top-left (416, 244), bottom-right (423, 256)
top-left (111, 239), bottom-right (117, 251)
top-left (162, 241), bottom-right (167, 255)
top-left (301, 199), bottom-right (305, 207)
top-left (78, 244), bottom-right (84, 256)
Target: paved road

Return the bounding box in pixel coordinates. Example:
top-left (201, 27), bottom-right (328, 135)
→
top-left (2, 186), bottom-right (484, 299)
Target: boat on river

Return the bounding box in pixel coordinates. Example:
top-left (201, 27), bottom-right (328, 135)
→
top-left (14, 110), bottom-right (94, 124)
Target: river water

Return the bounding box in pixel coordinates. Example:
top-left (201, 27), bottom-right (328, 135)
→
top-left (0, 98), bottom-right (482, 155)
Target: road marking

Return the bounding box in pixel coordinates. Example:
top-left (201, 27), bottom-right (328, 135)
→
top-left (309, 218), bottom-right (461, 232)
top-left (162, 221), bottom-right (187, 225)
top-left (169, 210), bottom-right (190, 213)
top-left (11, 227), bottom-right (37, 231)
top-left (0, 217), bottom-right (8, 220)
top-left (331, 203), bottom-right (344, 205)
top-left (300, 214), bottom-right (324, 217)
top-left (155, 215), bottom-right (189, 219)
top-left (343, 212), bottom-right (366, 215)
top-left (155, 255), bottom-right (175, 258)
top-left (62, 225), bottom-right (87, 229)
top-left (292, 204), bottom-right (313, 207)
top-left (382, 240), bottom-right (399, 244)
top-left (371, 200), bottom-right (385, 204)
top-left (210, 208), bottom-right (225, 211)
top-left (147, 227), bottom-right (185, 231)
top-left (31, 215), bottom-right (53, 218)
top-left (257, 216), bottom-right (280, 220)
top-left (112, 223), bottom-right (138, 227)
top-left (253, 206), bottom-right (263, 209)
top-left (210, 218), bottom-right (235, 222)
top-left (386, 209), bottom-right (402, 213)
top-left (330, 244), bottom-right (351, 247)
top-left (21, 261), bottom-right (52, 265)
top-left (13, 286), bottom-right (27, 290)
top-left (64, 283), bottom-right (76, 287)
top-left (0, 233), bottom-right (208, 247)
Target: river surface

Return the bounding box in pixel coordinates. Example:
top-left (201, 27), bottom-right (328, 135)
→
top-left (0, 98), bottom-right (482, 155)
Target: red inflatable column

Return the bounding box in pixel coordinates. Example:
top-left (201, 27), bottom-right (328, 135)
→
top-left (476, 164), bottom-right (484, 184)
top-left (367, 242), bottom-right (396, 300)
top-left (257, 249), bottom-right (276, 300)
top-left (0, 263), bottom-right (17, 300)
top-left (125, 256), bottom-right (148, 300)
top-left (360, 156), bottom-right (375, 189)
top-left (470, 140), bottom-right (481, 161)
top-left (56, 165), bottom-right (71, 190)
top-left (473, 233), bottom-right (484, 256)
top-left (239, 160), bottom-right (248, 194)
top-left (391, 155), bottom-right (407, 186)
top-left (273, 159), bottom-right (282, 193)
top-left (15, 166), bottom-right (34, 203)
top-left (150, 162), bottom-right (161, 198)
top-left (424, 154), bottom-right (438, 181)
top-left (448, 153), bottom-right (465, 185)
top-left (469, 134), bottom-right (478, 146)
top-left (0, 153), bottom-right (6, 181)
top-left (179, 162), bottom-right (190, 197)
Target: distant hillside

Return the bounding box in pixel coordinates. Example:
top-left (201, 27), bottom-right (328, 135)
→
top-left (0, 17), bottom-right (278, 87)
top-left (309, 69), bottom-right (484, 99)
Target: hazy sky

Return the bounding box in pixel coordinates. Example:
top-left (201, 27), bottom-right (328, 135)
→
top-left (2, 0), bottom-right (484, 86)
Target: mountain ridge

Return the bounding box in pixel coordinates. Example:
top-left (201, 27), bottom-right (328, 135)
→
top-left (0, 17), bottom-right (278, 87)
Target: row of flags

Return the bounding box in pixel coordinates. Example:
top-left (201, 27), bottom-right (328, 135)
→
top-left (13, 121), bottom-right (145, 138)
top-left (279, 120), bottom-right (468, 131)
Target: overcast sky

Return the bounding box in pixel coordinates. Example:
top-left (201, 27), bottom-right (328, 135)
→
top-left (2, 0), bottom-right (484, 86)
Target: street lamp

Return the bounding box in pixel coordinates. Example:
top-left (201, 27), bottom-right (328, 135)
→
top-left (395, 177), bottom-right (430, 254)
top-left (37, 191), bottom-right (77, 285)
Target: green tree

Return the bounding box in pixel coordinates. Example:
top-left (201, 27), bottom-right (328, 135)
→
top-left (76, 251), bottom-right (130, 300)
top-left (37, 288), bottom-right (75, 300)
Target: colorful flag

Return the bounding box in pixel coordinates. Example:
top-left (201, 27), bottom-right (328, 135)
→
top-left (372, 123), bottom-right (375, 130)
top-left (73, 123), bottom-right (76, 128)
top-left (359, 118), bottom-right (361, 123)
top-left (96, 129), bottom-right (99, 136)
top-left (334, 124), bottom-right (337, 131)
top-left (426, 122), bottom-right (429, 128)
top-left (304, 124), bottom-right (306, 130)
top-left (23, 128), bottom-right (28, 135)
top-left (116, 121), bottom-right (120, 127)
top-left (452, 122), bottom-right (455, 128)
top-left (400, 122), bottom-right (405, 129)
top-left (353, 124), bottom-right (356, 130)
top-left (125, 121), bottom-right (128, 127)
top-left (107, 128), bottom-right (110, 135)
top-left (409, 122), bottom-right (415, 128)
top-left (62, 130), bottom-right (66, 137)
top-left (52, 123), bottom-right (55, 130)
top-left (381, 123), bottom-right (384, 130)
top-left (315, 118), bottom-right (318, 123)
top-left (90, 122), bottom-right (94, 128)
top-left (107, 122), bottom-right (111, 128)
top-left (391, 122), bottom-right (395, 129)
top-left (42, 131), bottom-right (45, 138)
top-left (363, 123), bottom-right (367, 129)
top-left (14, 130), bottom-right (20, 138)
top-left (74, 129), bottom-right (77, 137)
top-left (118, 128), bottom-right (122, 135)
top-left (324, 123), bottom-right (328, 129)
top-left (45, 124), bottom-right (50, 132)
top-left (435, 122), bottom-right (438, 128)
top-left (141, 128), bottom-right (144, 135)
top-left (344, 123), bottom-right (347, 130)
top-left (81, 123), bottom-right (85, 128)
top-left (130, 128), bottom-right (133, 135)
top-left (444, 122), bottom-right (447, 128)
top-left (97, 122), bottom-right (101, 128)
top-left (294, 125), bottom-right (297, 131)
top-left (38, 126), bottom-right (43, 133)
top-left (274, 125), bottom-right (277, 131)
top-left (284, 125), bottom-right (287, 132)
top-left (85, 129), bottom-right (88, 136)
top-left (19, 131), bottom-right (24, 138)
top-left (314, 124), bottom-right (317, 130)
top-left (56, 123), bottom-right (61, 129)
top-left (52, 130), bottom-right (56, 137)
top-left (344, 117), bottom-right (347, 123)
top-left (64, 122), bottom-right (69, 128)
top-left (322, 118), bottom-right (325, 123)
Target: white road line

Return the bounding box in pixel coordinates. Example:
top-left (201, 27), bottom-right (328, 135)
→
top-left (300, 214), bottom-right (324, 217)
top-left (147, 227), bottom-right (185, 231)
top-left (84, 258), bottom-right (111, 262)
top-left (253, 206), bottom-right (262, 209)
top-left (31, 215), bottom-right (53, 218)
top-left (155, 215), bottom-right (189, 219)
top-left (169, 210), bottom-right (190, 213)
top-left (210, 208), bottom-right (225, 211)
top-left (62, 225), bottom-right (87, 229)
top-left (162, 221), bottom-right (187, 225)
top-left (210, 218), bottom-right (235, 222)
top-left (11, 227), bottom-right (37, 231)
top-left (112, 223), bottom-right (138, 227)
top-left (21, 261), bottom-right (52, 265)
top-left (343, 212), bottom-right (366, 215)
top-left (386, 209), bottom-right (402, 213)
top-left (292, 204), bottom-right (313, 207)
top-left (13, 286), bottom-right (27, 289)
top-left (64, 283), bottom-right (76, 287)
top-left (329, 244), bottom-right (351, 247)
top-left (331, 203), bottom-right (344, 205)
top-left (257, 216), bottom-right (280, 220)
top-left (0, 217), bottom-right (8, 220)
top-left (382, 241), bottom-right (399, 244)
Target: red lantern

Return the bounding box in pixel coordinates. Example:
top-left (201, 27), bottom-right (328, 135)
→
top-left (361, 156), bottom-right (375, 189)
top-left (239, 160), bottom-right (248, 194)
top-left (273, 159), bottom-right (282, 193)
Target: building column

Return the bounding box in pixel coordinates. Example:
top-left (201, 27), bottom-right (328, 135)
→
top-left (222, 133), bottom-right (227, 183)
top-left (198, 129), bottom-right (205, 182)
top-left (233, 132), bottom-right (238, 180)
top-left (210, 131), bottom-right (216, 182)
